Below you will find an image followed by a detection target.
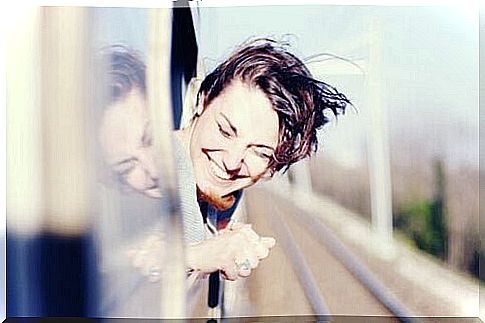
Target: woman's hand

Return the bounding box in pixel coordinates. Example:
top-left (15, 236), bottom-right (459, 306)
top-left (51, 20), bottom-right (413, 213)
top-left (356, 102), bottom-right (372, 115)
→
top-left (125, 233), bottom-right (166, 282)
top-left (186, 223), bottom-right (276, 280)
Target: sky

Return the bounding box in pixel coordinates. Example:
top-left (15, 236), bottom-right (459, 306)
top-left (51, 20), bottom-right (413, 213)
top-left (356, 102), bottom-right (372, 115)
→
top-left (93, 4), bottom-right (479, 169)
top-left (196, 5), bottom-right (479, 169)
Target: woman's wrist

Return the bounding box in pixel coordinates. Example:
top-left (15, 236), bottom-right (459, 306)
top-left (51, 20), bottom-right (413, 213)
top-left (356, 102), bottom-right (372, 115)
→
top-left (185, 242), bottom-right (202, 272)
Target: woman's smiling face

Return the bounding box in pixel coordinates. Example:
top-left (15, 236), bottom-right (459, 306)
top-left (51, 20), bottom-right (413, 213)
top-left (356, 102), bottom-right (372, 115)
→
top-left (98, 89), bottom-right (161, 198)
top-left (189, 79), bottom-right (279, 199)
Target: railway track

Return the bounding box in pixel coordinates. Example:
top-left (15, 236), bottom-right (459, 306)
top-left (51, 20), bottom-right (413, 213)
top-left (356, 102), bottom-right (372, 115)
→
top-left (241, 187), bottom-right (415, 322)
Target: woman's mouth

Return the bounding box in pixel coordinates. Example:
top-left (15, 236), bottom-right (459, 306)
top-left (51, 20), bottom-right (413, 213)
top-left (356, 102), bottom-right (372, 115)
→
top-left (201, 148), bottom-right (231, 181)
top-left (202, 148), bottom-right (250, 182)
top-left (209, 159), bottom-right (232, 180)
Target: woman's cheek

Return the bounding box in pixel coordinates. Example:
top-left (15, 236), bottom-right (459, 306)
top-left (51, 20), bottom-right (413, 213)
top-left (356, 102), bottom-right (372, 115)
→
top-left (126, 166), bottom-right (150, 191)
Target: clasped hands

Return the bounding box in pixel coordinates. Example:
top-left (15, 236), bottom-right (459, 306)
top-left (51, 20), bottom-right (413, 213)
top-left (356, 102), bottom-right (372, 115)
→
top-left (186, 222), bottom-right (276, 280)
top-left (127, 222), bottom-right (276, 281)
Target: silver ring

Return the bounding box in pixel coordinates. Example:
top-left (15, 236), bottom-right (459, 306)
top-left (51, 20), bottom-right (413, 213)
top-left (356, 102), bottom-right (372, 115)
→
top-left (148, 266), bottom-right (161, 282)
top-left (237, 258), bottom-right (251, 271)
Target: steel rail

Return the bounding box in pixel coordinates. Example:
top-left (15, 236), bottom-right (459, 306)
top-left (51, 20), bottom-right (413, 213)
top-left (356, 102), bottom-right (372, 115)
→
top-left (278, 191), bottom-right (416, 323)
top-left (268, 203), bottom-right (331, 319)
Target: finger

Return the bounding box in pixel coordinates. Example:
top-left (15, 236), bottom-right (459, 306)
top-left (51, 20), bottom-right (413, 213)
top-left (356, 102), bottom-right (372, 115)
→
top-left (145, 262), bottom-right (162, 282)
top-left (133, 251), bottom-right (147, 268)
top-left (140, 261), bottom-right (151, 276)
top-left (260, 237), bottom-right (276, 249)
top-left (229, 221), bottom-right (246, 231)
top-left (144, 234), bottom-right (159, 246)
top-left (219, 221), bottom-right (244, 234)
top-left (235, 253), bottom-right (259, 276)
top-left (239, 253), bottom-right (259, 269)
top-left (238, 267), bottom-right (252, 278)
top-left (147, 235), bottom-right (162, 248)
top-left (254, 242), bottom-right (270, 259)
top-left (125, 248), bottom-right (136, 259)
top-left (239, 226), bottom-right (260, 242)
top-left (221, 262), bottom-right (239, 281)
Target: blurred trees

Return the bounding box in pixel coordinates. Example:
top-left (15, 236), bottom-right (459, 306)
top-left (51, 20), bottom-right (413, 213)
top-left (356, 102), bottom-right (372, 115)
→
top-left (394, 160), bottom-right (447, 260)
top-left (310, 155), bottom-right (480, 280)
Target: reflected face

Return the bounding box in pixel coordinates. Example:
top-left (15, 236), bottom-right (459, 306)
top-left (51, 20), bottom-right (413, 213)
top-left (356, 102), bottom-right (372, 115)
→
top-left (98, 89), bottom-right (161, 198)
top-left (189, 79), bottom-right (279, 198)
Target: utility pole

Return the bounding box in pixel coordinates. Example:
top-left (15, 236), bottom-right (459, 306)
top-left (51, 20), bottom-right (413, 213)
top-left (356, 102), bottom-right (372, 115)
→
top-left (365, 17), bottom-right (394, 249)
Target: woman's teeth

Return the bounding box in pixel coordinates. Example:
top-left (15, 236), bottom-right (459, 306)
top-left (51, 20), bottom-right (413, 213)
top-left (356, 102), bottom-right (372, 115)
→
top-left (209, 160), bottom-right (231, 180)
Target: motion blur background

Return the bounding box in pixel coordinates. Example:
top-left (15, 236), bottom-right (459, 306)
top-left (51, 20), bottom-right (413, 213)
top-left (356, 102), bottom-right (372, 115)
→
top-left (96, 2), bottom-right (480, 277)
top-left (201, 4), bottom-right (479, 277)
top-left (4, 2), bottom-right (481, 319)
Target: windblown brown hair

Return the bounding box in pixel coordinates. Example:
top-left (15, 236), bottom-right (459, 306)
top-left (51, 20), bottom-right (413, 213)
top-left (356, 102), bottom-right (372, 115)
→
top-left (104, 45), bottom-right (146, 103)
top-left (197, 38), bottom-right (351, 173)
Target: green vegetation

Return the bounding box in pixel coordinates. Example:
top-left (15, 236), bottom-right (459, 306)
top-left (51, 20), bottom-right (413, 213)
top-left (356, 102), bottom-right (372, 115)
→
top-left (312, 156), bottom-right (480, 281)
top-left (394, 160), bottom-right (448, 260)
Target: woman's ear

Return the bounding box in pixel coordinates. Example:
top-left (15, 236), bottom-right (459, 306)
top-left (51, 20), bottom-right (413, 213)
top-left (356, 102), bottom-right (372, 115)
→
top-left (180, 78), bottom-right (203, 128)
top-left (194, 94), bottom-right (205, 117)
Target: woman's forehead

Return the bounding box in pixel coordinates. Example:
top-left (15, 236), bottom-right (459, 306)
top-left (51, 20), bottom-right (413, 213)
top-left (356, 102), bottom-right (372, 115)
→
top-left (212, 80), bottom-right (279, 146)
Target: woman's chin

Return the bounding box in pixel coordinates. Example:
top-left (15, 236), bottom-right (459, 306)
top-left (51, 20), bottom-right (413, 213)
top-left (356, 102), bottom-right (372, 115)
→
top-left (143, 187), bottom-right (162, 199)
top-left (196, 185), bottom-right (236, 211)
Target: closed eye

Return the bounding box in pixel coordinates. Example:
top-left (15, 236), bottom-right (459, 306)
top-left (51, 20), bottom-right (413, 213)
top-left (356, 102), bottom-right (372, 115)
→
top-left (259, 152), bottom-right (272, 159)
top-left (252, 147), bottom-right (273, 160)
top-left (217, 123), bottom-right (232, 138)
top-left (113, 157), bottom-right (138, 175)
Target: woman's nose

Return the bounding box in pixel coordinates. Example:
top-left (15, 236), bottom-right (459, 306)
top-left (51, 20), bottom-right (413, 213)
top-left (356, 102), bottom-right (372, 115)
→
top-left (224, 164), bottom-right (242, 178)
top-left (136, 147), bottom-right (159, 179)
top-left (222, 145), bottom-right (246, 175)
